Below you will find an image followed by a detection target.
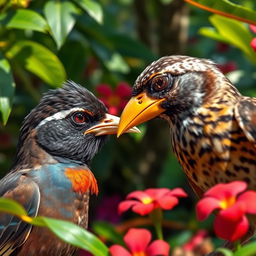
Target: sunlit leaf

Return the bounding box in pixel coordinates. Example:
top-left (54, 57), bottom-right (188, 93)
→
top-left (185, 0), bottom-right (256, 25)
top-left (0, 53), bottom-right (15, 125)
top-left (33, 217), bottom-right (109, 256)
top-left (234, 241), bottom-right (256, 256)
top-left (0, 198), bottom-right (27, 216)
top-left (74, 0), bottom-right (103, 24)
top-left (105, 53), bottom-right (129, 74)
top-left (6, 40), bottom-right (66, 86)
top-left (199, 15), bottom-right (256, 64)
top-left (216, 248), bottom-right (234, 256)
top-left (0, 199), bottom-right (108, 256)
top-left (0, 9), bottom-right (48, 32)
top-left (44, 0), bottom-right (80, 49)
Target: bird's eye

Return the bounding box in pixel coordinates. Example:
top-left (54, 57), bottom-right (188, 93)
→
top-left (72, 112), bottom-right (88, 124)
top-left (151, 74), bottom-right (171, 92)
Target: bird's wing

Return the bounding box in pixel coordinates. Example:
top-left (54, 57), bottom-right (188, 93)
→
top-left (0, 170), bottom-right (40, 255)
top-left (234, 97), bottom-right (256, 145)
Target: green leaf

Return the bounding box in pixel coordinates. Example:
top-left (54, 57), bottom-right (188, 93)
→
top-left (199, 15), bottom-right (256, 64)
top-left (74, 0), bottom-right (103, 24)
top-left (6, 40), bottom-right (66, 86)
top-left (0, 9), bottom-right (48, 32)
top-left (216, 248), bottom-right (234, 256)
top-left (0, 53), bottom-right (15, 125)
top-left (44, 0), bottom-right (80, 49)
top-left (0, 198), bottom-right (27, 216)
top-left (105, 53), bottom-right (130, 74)
top-left (185, 0), bottom-right (256, 25)
top-left (0, 199), bottom-right (108, 256)
top-left (199, 27), bottom-right (230, 44)
top-left (234, 241), bottom-right (256, 256)
top-left (34, 217), bottom-right (109, 256)
top-left (92, 221), bottom-right (125, 245)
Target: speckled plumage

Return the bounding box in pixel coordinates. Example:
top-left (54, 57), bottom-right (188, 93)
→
top-left (0, 81), bottom-right (108, 256)
top-left (128, 55), bottom-right (256, 196)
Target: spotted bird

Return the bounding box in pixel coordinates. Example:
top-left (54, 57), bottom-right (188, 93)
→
top-left (0, 81), bottom-right (138, 256)
top-left (118, 55), bottom-right (256, 197)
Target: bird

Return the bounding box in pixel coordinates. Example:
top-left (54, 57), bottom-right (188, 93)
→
top-left (117, 55), bottom-right (256, 197)
top-left (0, 81), bottom-right (139, 256)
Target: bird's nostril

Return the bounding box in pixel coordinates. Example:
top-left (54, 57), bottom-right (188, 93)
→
top-left (137, 96), bottom-right (143, 100)
top-left (138, 100), bottom-right (142, 104)
top-left (104, 119), bottom-right (112, 123)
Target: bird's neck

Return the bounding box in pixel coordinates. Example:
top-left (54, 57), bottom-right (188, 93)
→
top-left (12, 129), bottom-right (58, 171)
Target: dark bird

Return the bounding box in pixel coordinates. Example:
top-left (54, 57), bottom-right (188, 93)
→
top-left (117, 55), bottom-right (256, 197)
top-left (0, 81), bottom-right (138, 256)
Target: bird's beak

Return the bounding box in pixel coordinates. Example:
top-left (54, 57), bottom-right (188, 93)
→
top-left (85, 113), bottom-right (140, 136)
top-left (117, 92), bottom-right (165, 137)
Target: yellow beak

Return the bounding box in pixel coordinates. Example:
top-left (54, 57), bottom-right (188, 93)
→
top-left (85, 113), bottom-right (140, 136)
top-left (117, 92), bottom-right (165, 137)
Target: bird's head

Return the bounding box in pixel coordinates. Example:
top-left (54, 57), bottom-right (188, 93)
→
top-left (15, 81), bottom-right (139, 166)
top-left (117, 55), bottom-right (238, 136)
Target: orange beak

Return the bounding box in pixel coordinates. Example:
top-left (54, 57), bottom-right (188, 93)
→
top-left (85, 113), bottom-right (140, 136)
top-left (117, 92), bottom-right (165, 137)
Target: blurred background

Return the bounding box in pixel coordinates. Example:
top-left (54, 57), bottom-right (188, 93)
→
top-left (0, 0), bottom-right (256, 254)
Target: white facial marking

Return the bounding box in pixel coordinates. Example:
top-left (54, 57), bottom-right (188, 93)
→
top-left (36, 107), bottom-right (85, 128)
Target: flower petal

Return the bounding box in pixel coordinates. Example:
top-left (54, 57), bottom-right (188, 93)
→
top-left (214, 215), bottom-right (249, 241)
top-left (124, 228), bottom-right (151, 253)
top-left (196, 197), bottom-right (220, 221)
top-left (250, 24), bottom-right (256, 33)
top-left (145, 188), bottom-right (170, 199)
top-left (219, 202), bottom-right (246, 222)
top-left (204, 181), bottom-right (247, 200)
top-left (156, 195), bottom-right (178, 210)
top-left (238, 191), bottom-right (256, 214)
top-left (118, 200), bottom-right (138, 214)
top-left (146, 240), bottom-right (170, 256)
top-left (132, 203), bottom-right (155, 215)
top-left (115, 82), bottom-right (132, 98)
top-left (108, 106), bottom-right (119, 115)
top-left (96, 84), bottom-right (113, 97)
top-left (250, 38), bottom-right (256, 51)
top-left (109, 245), bottom-right (131, 256)
top-left (169, 188), bottom-right (188, 198)
top-left (127, 190), bottom-right (152, 202)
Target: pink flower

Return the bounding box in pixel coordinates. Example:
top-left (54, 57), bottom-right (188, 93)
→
top-left (249, 25), bottom-right (256, 51)
top-left (250, 38), bottom-right (256, 51)
top-left (183, 230), bottom-right (208, 251)
top-left (196, 181), bottom-right (256, 241)
top-left (249, 24), bottom-right (256, 33)
top-left (118, 188), bottom-right (187, 216)
top-left (96, 82), bottom-right (132, 115)
top-left (109, 228), bottom-right (170, 256)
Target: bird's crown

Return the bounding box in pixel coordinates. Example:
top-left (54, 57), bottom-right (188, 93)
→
top-left (134, 55), bottom-right (219, 90)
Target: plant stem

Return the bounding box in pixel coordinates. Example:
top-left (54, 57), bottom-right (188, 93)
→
top-left (150, 208), bottom-right (163, 240)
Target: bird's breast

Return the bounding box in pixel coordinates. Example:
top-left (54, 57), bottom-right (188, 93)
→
top-left (171, 104), bottom-right (256, 194)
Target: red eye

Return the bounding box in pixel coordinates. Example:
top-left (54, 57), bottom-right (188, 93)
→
top-left (72, 112), bottom-right (87, 124)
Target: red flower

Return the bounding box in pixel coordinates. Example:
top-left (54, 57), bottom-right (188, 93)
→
top-left (109, 228), bottom-right (170, 256)
top-left (196, 181), bottom-right (256, 241)
top-left (183, 230), bottom-right (208, 251)
top-left (250, 38), bottom-right (256, 51)
top-left (118, 188), bottom-right (187, 216)
top-left (217, 62), bottom-right (237, 74)
top-left (249, 25), bottom-right (256, 51)
top-left (96, 82), bottom-right (132, 115)
top-left (249, 24), bottom-right (256, 33)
